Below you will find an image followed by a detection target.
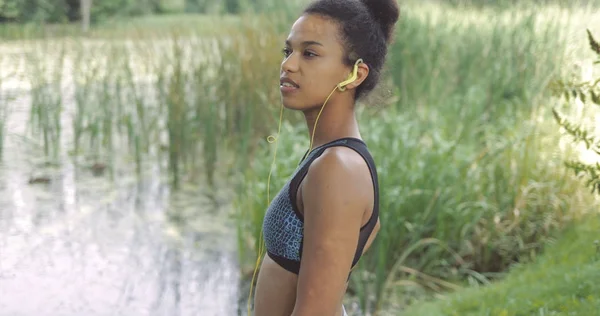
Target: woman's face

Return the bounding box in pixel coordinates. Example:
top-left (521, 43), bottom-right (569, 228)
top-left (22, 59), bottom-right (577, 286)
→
top-left (280, 14), bottom-right (351, 111)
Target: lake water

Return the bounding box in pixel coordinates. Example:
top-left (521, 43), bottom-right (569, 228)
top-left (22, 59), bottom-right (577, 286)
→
top-left (0, 38), bottom-right (246, 316)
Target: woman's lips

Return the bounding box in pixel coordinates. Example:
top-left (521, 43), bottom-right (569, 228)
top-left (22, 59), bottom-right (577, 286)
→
top-left (280, 77), bottom-right (299, 93)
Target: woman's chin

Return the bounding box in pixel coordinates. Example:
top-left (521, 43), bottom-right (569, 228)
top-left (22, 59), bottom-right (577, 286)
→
top-left (281, 98), bottom-right (303, 111)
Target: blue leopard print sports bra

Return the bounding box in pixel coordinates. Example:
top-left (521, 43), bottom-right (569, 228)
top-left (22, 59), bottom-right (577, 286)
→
top-left (262, 137), bottom-right (380, 276)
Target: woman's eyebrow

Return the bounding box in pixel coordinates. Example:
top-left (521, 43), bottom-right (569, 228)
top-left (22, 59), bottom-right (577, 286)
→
top-left (285, 39), bottom-right (324, 47)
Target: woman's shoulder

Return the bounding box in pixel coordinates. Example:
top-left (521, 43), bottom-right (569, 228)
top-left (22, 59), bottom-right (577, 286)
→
top-left (316, 145), bottom-right (370, 172)
top-left (303, 146), bottom-right (373, 203)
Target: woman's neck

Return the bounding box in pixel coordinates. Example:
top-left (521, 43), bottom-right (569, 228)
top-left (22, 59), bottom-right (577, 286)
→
top-left (303, 101), bottom-right (361, 151)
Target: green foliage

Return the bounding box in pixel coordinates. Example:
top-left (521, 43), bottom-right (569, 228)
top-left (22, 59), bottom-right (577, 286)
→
top-left (90, 0), bottom-right (158, 22)
top-left (0, 0), bottom-right (20, 20)
top-left (549, 29), bottom-right (600, 195)
top-left (0, 0), bottom-right (306, 24)
top-left (401, 214), bottom-right (600, 316)
top-left (439, 0), bottom-right (598, 9)
top-left (221, 0), bottom-right (306, 15)
top-left (184, 0), bottom-right (217, 13)
top-left (388, 2), bottom-right (565, 130)
top-left (0, 0), bottom-right (179, 24)
top-left (0, 0), bottom-right (71, 23)
top-left (224, 0), bottom-right (241, 14)
top-left (156, 0), bottom-right (185, 13)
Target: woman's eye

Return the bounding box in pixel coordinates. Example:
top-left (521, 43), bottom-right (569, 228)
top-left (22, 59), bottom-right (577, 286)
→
top-left (281, 48), bottom-right (317, 58)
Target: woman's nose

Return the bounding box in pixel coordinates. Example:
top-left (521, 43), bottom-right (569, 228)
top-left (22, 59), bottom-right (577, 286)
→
top-left (281, 54), bottom-right (299, 73)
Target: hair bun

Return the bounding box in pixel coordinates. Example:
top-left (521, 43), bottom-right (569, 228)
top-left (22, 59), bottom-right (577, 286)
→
top-left (361, 0), bottom-right (400, 43)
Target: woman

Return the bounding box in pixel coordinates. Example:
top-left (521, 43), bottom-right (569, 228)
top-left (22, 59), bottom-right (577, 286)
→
top-left (252, 0), bottom-right (400, 315)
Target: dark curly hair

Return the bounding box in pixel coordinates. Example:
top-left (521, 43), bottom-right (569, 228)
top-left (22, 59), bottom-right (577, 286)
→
top-left (303, 0), bottom-right (400, 100)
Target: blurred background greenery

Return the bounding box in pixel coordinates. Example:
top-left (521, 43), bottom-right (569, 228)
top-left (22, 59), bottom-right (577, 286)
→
top-left (1, 0), bottom-right (599, 315)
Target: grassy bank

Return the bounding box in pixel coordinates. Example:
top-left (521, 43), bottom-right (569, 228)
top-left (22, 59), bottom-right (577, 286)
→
top-left (234, 2), bottom-right (600, 314)
top-left (400, 214), bottom-right (600, 316)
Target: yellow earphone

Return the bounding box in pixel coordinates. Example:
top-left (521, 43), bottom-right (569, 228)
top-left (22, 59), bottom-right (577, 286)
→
top-left (337, 58), bottom-right (364, 92)
top-left (246, 58), bottom-right (363, 316)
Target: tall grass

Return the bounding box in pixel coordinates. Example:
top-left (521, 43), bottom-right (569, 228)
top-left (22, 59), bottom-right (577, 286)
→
top-left (3, 13), bottom-right (292, 188)
top-left (25, 42), bottom-right (66, 162)
top-left (233, 3), bottom-right (600, 315)
top-left (0, 89), bottom-right (7, 162)
top-left (0, 53), bottom-right (9, 161)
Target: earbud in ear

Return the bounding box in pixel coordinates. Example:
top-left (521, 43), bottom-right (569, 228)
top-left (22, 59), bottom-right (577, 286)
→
top-left (337, 58), bottom-right (363, 91)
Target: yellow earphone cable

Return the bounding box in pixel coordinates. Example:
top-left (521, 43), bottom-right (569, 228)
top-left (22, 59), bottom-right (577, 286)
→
top-left (309, 86), bottom-right (337, 153)
top-left (310, 58), bottom-right (361, 152)
top-left (247, 96), bottom-right (284, 316)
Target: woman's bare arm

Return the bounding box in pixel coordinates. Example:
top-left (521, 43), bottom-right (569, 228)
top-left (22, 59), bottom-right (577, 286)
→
top-left (291, 147), bottom-right (372, 316)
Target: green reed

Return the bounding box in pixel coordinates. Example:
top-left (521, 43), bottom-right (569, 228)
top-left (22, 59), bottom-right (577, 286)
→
top-left (72, 42), bottom-right (102, 158)
top-left (26, 42), bottom-right (66, 162)
top-left (2, 5), bottom-right (301, 192)
top-left (0, 55), bottom-right (9, 161)
top-left (10, 13), bottom-right (281, 187)
top-left (0, 103), bottom-right (6, 161)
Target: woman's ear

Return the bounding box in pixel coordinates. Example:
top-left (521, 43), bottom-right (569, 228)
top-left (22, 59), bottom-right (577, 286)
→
top-left (345, 62), bottom-right (369, 90)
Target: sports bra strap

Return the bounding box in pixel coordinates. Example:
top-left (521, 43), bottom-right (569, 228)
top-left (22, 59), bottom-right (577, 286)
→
top-left (289, 137), bottom-right (380, 272)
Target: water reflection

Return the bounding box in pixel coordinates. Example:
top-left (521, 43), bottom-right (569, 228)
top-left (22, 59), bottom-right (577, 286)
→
top-left (0, 38), bottom-right (247, 315)
top-left (0, 141), bottom-right (241, 315)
